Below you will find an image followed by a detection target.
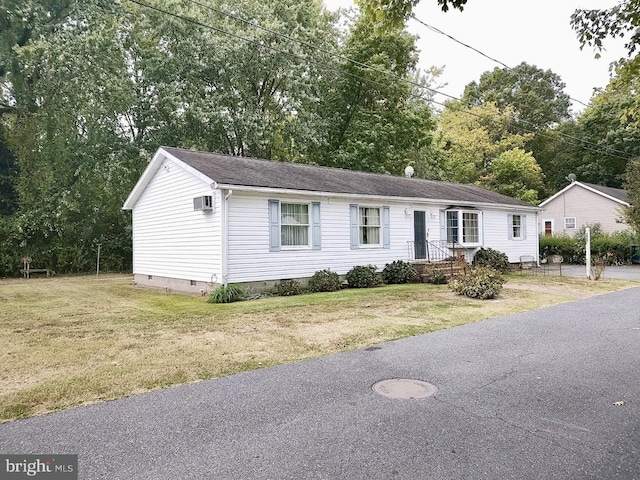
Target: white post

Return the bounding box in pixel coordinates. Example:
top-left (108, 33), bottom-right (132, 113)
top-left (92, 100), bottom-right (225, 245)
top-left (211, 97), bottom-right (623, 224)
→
top-left (96, 244), bottom-right (102, 276)
top-left (585, 227), bottom-right (591, 280)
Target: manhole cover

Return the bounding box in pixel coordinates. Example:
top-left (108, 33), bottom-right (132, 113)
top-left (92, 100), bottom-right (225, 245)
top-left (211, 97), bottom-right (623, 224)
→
top-left (372, 379), bottom-right (437, 399)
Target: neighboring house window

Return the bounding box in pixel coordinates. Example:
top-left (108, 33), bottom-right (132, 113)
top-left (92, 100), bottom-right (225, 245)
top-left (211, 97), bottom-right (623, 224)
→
top-left (508, 214), bottom-right (527, 240)
top-left (565, 217), bottom-right (576, 229)
top-left (443, 210), bottom-right (481, 246)
top-left (281, 203), bottom-right (309, 246)
top-left (350, 204), bottom-right (390, 249)
top-left (269, 200), bottom-right (321, 252)
top-left (544, 220), bottom-right (553, 236)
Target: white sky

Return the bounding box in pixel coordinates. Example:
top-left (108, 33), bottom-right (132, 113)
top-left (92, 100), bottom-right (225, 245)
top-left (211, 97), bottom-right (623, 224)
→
top-left (322, 0), bottom-right (628, 113)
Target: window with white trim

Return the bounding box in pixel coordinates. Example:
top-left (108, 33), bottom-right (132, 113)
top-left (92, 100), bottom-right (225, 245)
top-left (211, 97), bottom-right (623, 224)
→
top-left (349, 204), bottom-right (390, 249)
top-left (508, 214), bottom-right (527, 240)
top-left (462, 212), bottom-right (479, 243)
top-left (281, 203), bottom-right (309, 246)
top-left (359, 207), bottom-right (381, 245)
top-left (269, 200), bottom-right (321, 252)
top-left (565, 217), bottom-right (576, 229)
top-left (445, 210), bottom-right (481, 246)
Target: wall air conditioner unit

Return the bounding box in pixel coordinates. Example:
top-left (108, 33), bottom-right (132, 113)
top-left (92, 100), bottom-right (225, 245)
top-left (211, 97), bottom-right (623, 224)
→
top-left (193, 195), bottom-right (213, 212)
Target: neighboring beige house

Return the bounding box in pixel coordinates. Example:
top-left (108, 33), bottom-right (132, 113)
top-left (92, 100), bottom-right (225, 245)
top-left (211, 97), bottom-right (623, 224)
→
top-left (538, 181), bottom-right (631, 237)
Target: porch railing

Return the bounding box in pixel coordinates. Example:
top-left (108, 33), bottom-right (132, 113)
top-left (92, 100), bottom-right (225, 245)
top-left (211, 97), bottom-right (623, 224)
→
top-left (407, 240), bottom-right (474, 264)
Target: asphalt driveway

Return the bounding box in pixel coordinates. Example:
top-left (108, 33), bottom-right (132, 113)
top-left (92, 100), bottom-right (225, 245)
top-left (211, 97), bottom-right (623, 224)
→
top-left (1, 288), bottom-right (639, 479)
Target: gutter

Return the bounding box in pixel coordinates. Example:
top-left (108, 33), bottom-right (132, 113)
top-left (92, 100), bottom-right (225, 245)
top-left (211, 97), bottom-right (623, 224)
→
top-left (211, 183), bottom-right (541, 212)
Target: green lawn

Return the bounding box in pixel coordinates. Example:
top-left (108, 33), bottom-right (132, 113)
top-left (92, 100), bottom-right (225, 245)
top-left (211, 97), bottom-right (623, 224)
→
top-left (0, 273), bottom-right (637, 422)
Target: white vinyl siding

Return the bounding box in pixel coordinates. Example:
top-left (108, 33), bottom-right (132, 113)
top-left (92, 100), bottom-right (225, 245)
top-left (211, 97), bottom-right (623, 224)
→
top-left (484, 211), bottom-right (538, 263)
top-left (227, 195), bottom-right (404, 283)
top-left (131, 158), bottom-right (221, 282)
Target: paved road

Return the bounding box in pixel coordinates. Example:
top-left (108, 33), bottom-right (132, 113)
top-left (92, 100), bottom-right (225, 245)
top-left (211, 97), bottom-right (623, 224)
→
top-left (561, 264), bottom-right (640, 281)
top-left (1, 289), bottom-right (640, 479)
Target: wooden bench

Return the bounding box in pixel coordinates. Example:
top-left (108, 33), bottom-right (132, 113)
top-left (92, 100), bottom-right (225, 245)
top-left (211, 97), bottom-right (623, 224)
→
top-left (20, 267), bottom-right (52, 278)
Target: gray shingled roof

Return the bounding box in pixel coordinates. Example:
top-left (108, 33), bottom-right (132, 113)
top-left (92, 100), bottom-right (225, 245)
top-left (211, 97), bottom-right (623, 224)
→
top-left (581, 182), bottom-right (629, 204)
top-left (163, 146), bottom-right (536, 208)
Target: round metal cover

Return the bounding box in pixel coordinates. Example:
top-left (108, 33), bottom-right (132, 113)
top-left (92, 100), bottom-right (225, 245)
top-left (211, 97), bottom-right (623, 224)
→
top-left (372, 379), bottom-right (437, 399)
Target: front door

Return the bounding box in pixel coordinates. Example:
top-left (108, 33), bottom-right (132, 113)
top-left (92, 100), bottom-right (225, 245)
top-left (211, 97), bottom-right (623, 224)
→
top-left (414, 211), bottom-right (426, 260)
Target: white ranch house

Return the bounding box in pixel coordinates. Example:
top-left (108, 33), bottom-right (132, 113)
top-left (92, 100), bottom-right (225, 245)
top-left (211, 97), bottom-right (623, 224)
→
top-left (123, 147), bottom-right (540, 294)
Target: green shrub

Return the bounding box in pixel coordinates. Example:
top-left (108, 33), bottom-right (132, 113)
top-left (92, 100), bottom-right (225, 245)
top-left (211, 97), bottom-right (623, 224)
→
top-left (538, 234), bottom-right (581, 263)
top-left (382, 260), bottom-right (419, 284)
top-left (424, 269), bottom-right (447, 285)
top-left (449, 267), bottom-right (505, 300)
top-left (473, 248), bottom-right (511, 273)
top-left (346, 265), bottom-right (382, 288)
top-left (272, 279), bottom-right (304, 296)
top-left (207, 284), bottom-right (246, 303)
top-left (308, 269), bottom-right (342, 293)
top-left (540, 227), bottom-right (640, 265)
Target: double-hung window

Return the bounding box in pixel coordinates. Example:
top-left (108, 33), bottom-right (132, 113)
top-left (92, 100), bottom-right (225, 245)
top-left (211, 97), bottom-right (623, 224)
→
top-left (269, 200), bottom-right (321, 251)
top-left (350, 204), bottom-right (390, 249)
top-left (443, 209), bottom-right (481, 246)
top-left (508, 214), bottom-right (527, 240)
top-left (359, 207), bottom-right (381, 245)
top-left (281, 203), bottom-right (309, 246)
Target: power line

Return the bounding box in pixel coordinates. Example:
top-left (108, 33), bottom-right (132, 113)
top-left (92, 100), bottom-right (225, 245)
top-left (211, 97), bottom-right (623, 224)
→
top-left (410, 14), bottom-right (591, 109)
top-left (124, 0), bottom-right (632, 162)
top-left (179, 0), bottom-right (629, 159)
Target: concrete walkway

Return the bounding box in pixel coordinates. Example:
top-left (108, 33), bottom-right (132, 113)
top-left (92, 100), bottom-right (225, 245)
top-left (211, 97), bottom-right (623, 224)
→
top-left (1, 289), bottom-right (639, 479)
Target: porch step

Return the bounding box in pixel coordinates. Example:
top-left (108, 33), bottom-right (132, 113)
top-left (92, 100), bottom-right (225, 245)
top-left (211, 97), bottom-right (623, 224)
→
top-left (413, 262), bottom-right (467, 282)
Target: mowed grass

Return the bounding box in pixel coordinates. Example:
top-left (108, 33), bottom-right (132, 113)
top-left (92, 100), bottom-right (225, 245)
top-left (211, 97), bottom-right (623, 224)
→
top-left (0, 273), bottom-right (637, 422)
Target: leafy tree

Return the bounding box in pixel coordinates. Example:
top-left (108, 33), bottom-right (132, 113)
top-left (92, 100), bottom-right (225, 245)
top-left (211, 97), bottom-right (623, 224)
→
top-left (571, 1), bottom-right (640, 126)
top-left (307, 14), bottom-right (436, 174)
top-left (462, 62), bottom-right (571, 132)
top-left (437, 101), bottom-right (531, 183)
top-left (571, 1), bottom-right (640, 57)
top-left (624, 159), bottom-right (640, 233)
top-left (355, 0), bottom-right (468, 28)
top-left (529, 120), bottom-right (584, 195)
top-left (480, 149), bottom-right (544, 204)
top-left (573, 81), bottom-right (640, 187)
top-left (0, 0), bottom-right (342, 273)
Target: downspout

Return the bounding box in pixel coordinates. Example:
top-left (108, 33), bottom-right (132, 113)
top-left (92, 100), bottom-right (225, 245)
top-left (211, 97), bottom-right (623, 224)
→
top-left (221, 189), bottom-right (233, 286)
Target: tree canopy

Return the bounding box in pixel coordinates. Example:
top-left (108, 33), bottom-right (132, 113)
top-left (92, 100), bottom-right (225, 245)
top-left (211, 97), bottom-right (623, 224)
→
top-left (0, 0), bottom-right (443, 275)
top-left (355, 0), bottom-right (468, 28)
top-left (624, 159), bottom-right (640, 233)
top-left (462, 62), bottom-right (571, 132)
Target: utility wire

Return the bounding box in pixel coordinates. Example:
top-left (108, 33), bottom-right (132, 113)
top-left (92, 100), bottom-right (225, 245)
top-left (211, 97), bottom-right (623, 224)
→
top-left (410, 14), bottom-right (591, 109)
top-left (125, 0), bottom-right (632, 162)
top-left (182, 0), bottom-right (629, 159)
top-left (411, 15), bottom-right (511, 70)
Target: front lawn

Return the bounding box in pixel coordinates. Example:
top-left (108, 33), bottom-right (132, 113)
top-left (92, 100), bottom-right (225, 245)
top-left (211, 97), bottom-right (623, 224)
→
top-left (0, 273), bottom-right (636, 422)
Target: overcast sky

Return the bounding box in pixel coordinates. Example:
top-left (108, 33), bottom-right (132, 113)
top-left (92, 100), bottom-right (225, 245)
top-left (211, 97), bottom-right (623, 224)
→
top-left (322, 0), bottom-right (628, 113)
